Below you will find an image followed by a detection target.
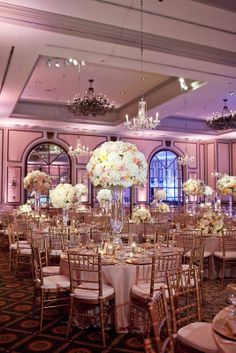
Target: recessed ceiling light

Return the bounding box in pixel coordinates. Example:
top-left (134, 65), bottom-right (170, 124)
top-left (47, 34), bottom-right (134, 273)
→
top-left (120, 91), bottom-right (127, 95)
top-left (229, 91), bottom-right (234, 96)
top-left (62, 75), bottom-right (66, 78)
top-left (141, 77), bottom-right (147, 81)
top-left (35, 80), bottom-right (41, 85)
top-left (45, 88), bottom-right (52, 92)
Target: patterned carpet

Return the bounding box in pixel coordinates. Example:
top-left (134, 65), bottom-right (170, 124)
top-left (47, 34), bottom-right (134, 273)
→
top-left (0, 246), bottom-right (233, 353)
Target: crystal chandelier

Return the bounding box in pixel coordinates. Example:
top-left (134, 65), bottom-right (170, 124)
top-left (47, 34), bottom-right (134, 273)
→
top-left (67, 79), bottom-right (115, 117)
top-left (124, 0), bottom-right (160, 131)
top-left (178, 138), bottom-right (194, 166)
top-left (178, 155), bottom-right (194, 166)
top-left (206, 99), bottom-right (236, 130)
top-left (68, 139), bottom-right (91, 157)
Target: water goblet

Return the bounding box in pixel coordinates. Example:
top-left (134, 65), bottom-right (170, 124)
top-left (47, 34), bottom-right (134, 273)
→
top-left (226, 284), bottom-right (236, 317)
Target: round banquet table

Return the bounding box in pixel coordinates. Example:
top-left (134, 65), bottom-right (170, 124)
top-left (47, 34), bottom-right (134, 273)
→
top-left (212, 306), bottom-right (236, 353)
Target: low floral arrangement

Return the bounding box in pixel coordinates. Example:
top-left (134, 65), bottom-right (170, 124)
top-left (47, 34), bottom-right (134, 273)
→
top-left (24, 170), bottom-right (51, 194)
top-left (132, 207), bottom-right (152, 223)
top-left (50, 183), bottom-right (76, 209)
top-left (155, 202), bottom-right (170, 213)
top-left (216, 174), bottom-right (236, 195)
top-left (97, 189), bottom-right (112, 204)
top-left (198, 210), bottom-right (224, 235)
top-left (204, 185), bottom-right (214, 199)
top-left (154, 189), bottom-right (166, 201)
top-left (17, 203), bottom-right (32, 215)
top-left (74, 183), bottom-right (88, 204)
top-left (182, 178), bottom-right (205, 196)
top-left (86, 141), bottom-right (147, 188)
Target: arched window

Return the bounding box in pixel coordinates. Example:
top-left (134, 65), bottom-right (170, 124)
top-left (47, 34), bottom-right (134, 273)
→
top-left (26, 142), bottom-right (71, 194)
top-left (149, 150), bottom-right (183, 204)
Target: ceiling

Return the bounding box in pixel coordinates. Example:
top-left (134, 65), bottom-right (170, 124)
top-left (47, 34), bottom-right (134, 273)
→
top-left (0, 0), bottom-right (236, 141)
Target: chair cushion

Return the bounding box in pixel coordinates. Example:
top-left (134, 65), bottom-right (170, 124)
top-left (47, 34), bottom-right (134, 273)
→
top-left (214, 251), bottom-right (236, 259)
top-left (181, 264), bottom-right (189, 270)
top-left (50, 250), bottom-right (63, 256)
top-left (10, 241), bottom-right (31, 250)
top-left (131, 282), bottom-right (167, 300)
top-left (19, 248), bottom-right (32, 255)
top-left (184, 250), bottom-right (191, 258)
top-left (203, 251), bottom-right (211, 258)
top-left (73, 282), bottom-right (114, 300)
top-left (42, 266), bottom-right (60, 276)
top-left (177, 322), bottom-right (218, 353)
top-left (41, 275), bottom-right (70, 289)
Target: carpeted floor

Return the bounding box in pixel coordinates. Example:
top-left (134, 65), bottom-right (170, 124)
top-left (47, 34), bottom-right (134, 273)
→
top-left (0, 247), bottom-right (233, 353)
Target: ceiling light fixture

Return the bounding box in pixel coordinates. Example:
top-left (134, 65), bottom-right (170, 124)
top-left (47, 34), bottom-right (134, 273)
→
top-left (124, 0), bottom-right (160, 131)
top-left (207, 99), bottom-right (236, 130)
top-left (68, 138), bottom-right (91, 157)
top-left (67, 79), bottom-right (115, 117)
top-left (46, 57), bottom-right (86, 71)
top-left (178, 138), bottom-right (194, 166)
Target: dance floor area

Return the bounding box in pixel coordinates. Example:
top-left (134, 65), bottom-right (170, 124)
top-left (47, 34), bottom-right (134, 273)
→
top-left (0, 246), bottom-right (233, 353)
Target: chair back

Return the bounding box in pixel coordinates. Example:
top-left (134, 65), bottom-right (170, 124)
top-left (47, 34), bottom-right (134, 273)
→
top-left (166, 267), bottom-right (201, 334)
top-left (147, 289), bottom-right (175, 353)
top-left (67, 252), bottom-right (103, 296)
top-left (48, 228), bottom-right (65, 252)
top-left (31, 246), bottom-right (44, 286)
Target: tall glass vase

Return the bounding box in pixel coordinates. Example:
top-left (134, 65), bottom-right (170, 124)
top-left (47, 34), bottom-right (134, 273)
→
top-left (34, 191), bottom-right (41, 213)
top-left (192, 195), bottom-right (197, 215)
top-left (185, 195), bottom-right (189, 214)
top-left (229, 194), bottom-right (233, 218)
top-left (63, 206), bottom-right (70, 226)
top-left (110, 187), bottom-right (124, 245)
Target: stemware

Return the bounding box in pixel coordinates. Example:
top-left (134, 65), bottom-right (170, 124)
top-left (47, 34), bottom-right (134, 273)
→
top-left (226, 284), bottom-right (236, 317)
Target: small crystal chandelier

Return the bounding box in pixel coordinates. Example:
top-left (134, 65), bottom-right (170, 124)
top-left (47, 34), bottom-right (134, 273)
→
top-left (124, 0), bottom-right (160, 131)
top-left (206, 99), bottom-right (236, 130)
top-left (67, 79), bottom-right (115, 117)
top-left (178, 138), bottom-right (194, 166)
top-left (68, 139), bottom-right (91, 157)
top-left (178, 155), bottom-right (194, 166)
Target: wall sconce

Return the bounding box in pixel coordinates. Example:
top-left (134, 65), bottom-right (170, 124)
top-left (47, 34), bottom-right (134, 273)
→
top-left (10, 177), bottom-right (18, 188)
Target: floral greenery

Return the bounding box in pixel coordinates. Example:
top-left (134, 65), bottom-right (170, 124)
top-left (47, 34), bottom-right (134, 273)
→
top-left (86, 141), bottom-right (147, 188)
top-left (198, 210), bottom-right (224, 235)
top-left (216, 174), bottom-right (236, 195)
top-left (204, 185), bottom-right (214, 198)
top-left (182, 178), bottom-right (205, 196)
top-left (132, 207), bottom-right (152, 223)
top-left (23, 170), bottom-right (51, 194)
top-left (74, 183), bottom-right (88, 204)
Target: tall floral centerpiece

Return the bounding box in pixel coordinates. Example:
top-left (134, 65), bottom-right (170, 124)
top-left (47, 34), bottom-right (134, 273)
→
top-left (50, 183), bottom-right (76, 225)
top-left (97, 189), bottom-right (112, 214)
top-left (23, 170), bottom-right (51, 212)
top-left (153, 189), bottom-right (166, 204)
top-left (204, 185), bottom-right (214, 208)
top-left (182, 178), bottom-right (205, 214)
top-left (216, 174), bottom-right (236, 217)
top-left (86, 141), bottom-right (147, 244)
top-left (74, 183), bottom-right (88, 209)
top-left (198, 210), bottom-right (224, 235)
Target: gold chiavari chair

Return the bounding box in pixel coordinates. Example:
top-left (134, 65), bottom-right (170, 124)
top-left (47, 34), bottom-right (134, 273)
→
top-left (144, 288), bottom-right (175, 353)
top-left (213, 230), bottom-right (236, 285)
top-left (166, 268), bottom-right (218, 353)
top-left (66, 252), bottom-right (115, 347)
top-left (130, 252), bottom-right (182, 334)
top-left (31, 245), bottom-right (70, 331)
top-left (31, 237), bottom-right (60, 276)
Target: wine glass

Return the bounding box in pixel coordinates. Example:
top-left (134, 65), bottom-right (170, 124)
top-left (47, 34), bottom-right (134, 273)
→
top-left (226, 284), bottom-right (236, 317)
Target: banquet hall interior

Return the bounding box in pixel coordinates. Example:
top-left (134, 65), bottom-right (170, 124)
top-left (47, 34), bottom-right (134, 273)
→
top-left (0, 0), bottom-right (236, 352)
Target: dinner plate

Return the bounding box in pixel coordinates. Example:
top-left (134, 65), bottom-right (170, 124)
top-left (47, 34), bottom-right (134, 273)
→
top-left (213, 316), bottom-right (236, 341)
top-left (125, 257), bottom-right (151, 265)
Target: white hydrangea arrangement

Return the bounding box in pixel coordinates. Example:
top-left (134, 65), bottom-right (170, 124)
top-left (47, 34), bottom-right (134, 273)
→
top-left (204, 185), bottom-right (214, 199)
top-left (182, 178), bottom-right (205, 196)
top-left (74, 183), bottom-right (88, 203)
top-left (198, 210), bottom-right (224, 235)
top-left (24, 170), bottom-right (51, 194)
top-left (17, 203), bottom-right (32, 215)
top-left (216, 174), bottom-right (236, 195)
top-left (155, 202), bottom-right (170, 213)
top-left (86, 141), bottom-right (147, 188)
top-left (132, 207), bottom-right (152, 223)
top-left (50, 183), bottom-right (76, 209)
top-left (97, 189), bottom-right (112, 204)
top-left (154, 189), bottom-right (166, 201)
